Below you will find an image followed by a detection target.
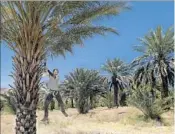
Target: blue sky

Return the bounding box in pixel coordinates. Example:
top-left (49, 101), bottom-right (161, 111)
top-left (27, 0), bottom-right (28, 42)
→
top-left (1, 1), bottom-right (174, 88)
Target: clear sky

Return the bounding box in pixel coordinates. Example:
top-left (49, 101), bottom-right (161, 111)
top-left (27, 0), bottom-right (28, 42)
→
top-left (1, 1), bottom-right (174, 88)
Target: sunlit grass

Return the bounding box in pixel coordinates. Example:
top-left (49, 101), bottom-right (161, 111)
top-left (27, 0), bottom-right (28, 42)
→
top-left (1, 107), bottom-right (174, 134)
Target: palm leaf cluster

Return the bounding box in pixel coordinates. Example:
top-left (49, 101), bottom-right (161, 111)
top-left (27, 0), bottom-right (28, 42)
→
top-left (132, 26), bottom-right (174, 98)
top-left (63, 68), bottom-right (108, 113)
top-left (44, 1), bottom-right (129, 57)
top-left (102, 58), bottom-right (132, 88)
top-left (127, 85), bottom-right (172, 120)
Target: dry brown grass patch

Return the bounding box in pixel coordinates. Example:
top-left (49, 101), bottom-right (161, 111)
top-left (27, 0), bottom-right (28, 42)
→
top-left (1, 107), bottom-right (174, 134)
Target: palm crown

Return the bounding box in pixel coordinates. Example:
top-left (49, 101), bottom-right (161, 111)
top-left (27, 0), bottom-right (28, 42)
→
top-left (63, 68), bottom-right (108, 113)
top-left (102, 58), bottom-right (130, 76)
top-left (2, 1), bottom-right (129, 57)
top-left (102, 58), bottom-right (132, 107)
top-left (132, 26), bottom-right (174, 98)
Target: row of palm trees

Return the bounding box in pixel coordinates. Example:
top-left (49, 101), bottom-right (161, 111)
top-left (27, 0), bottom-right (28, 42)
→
top-left (101, 26), bottom-right (174, 107)
top-left (43, 26), bottom-right (174, 114)
top-left (1, 1), bottom-right (173, 134)
top-left (59, 26), bottom-right (174, 111)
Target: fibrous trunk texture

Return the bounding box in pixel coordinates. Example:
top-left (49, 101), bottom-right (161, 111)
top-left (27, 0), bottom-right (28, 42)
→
top-left (11, 16), bottom-right (45, 134)
top-left (160, 74), bottom-right (169, 98)
top-left (159, 62), bottom-right (169, 99)
top-left (113, 85), bottom-right (119, 107)
top-left (14, 51), bottom-right (43, 134)
top-left (16, 107), bottom-right (37, 134)
top-left (111, 76), bottom-right (120, 107)
top-left (89, 95), bottom-right (94, 109)
top-left (71, 97), bottom-right (74, 108)
top-left (77, 97), bottom-right (89, 114)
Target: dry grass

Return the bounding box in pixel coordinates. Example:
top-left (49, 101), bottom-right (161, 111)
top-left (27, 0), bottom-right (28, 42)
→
top-left (1, 107), bottom-right (174, 134)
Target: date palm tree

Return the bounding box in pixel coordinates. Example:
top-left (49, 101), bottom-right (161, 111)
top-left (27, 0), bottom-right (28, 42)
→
top-left (60, 82), bottom-right (76, 108)
top-left (102, 58), bottom-right (132, 107)
top-left (0, 89), bottom-right (17, 113)
top-left (1, 1), bottom-right (129, 133)
top-left (64, 68), bottom-right (108, 114)
top-left (132, 26), bottom-right (174, 99)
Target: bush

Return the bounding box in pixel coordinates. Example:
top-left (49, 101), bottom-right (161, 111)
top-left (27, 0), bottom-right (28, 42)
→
top-left (169, 89), bottom-right (174, 109)
top-left (127, 85), bottom-right (171, 120)
top-left (0, 90), bottom-right (17, 114)
top-left (102, 91), bottom-right (114, 108)
top-left (120, 91), bottom-right (128, 106)
top-left (0, 99), bottom-right (4, 111)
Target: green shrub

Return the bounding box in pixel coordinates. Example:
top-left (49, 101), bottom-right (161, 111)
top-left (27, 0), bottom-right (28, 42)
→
top-left (0, 90), bottom-right (17, 114)
top-left (168, 89), bottom-right (174, 109)
top-left (119, 90), bottom-right (127, 106)
top-left (0, 99), bottom-right (4, 111)
top-left (64, 68), bottom-right (108, 114)
top-left (127, 85), bottom-right (171, 120)
top-left (102, 91), bottom-right (114, 108)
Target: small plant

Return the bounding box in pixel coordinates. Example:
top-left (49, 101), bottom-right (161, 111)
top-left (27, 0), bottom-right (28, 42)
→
top-left (103, 91), bottom-right (114, 108)
top-left (0, 89), bottom-right (17, 114)
top-left (127, 85), bottom-right (171, 120)
top-left (0, 99), bottom-right (4, 111)
top-left (168, 89), bottom-right (174, 109)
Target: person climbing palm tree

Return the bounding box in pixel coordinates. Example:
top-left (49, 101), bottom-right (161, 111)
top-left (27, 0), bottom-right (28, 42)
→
top-left (41, 64), bottom-right (68, 123)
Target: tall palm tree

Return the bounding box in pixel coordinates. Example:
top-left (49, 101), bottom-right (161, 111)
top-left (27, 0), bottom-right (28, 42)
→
top-left (64, 68), bottom-right (108, 114)
top-left (102, 58), bottom-right (132, 107)
top-left (1, 1), bottom-right (129, 133)
top-left (132, 26), bottom-right (174, 99)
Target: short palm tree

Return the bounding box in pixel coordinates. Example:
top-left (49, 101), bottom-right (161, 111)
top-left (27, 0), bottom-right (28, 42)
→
top-left (60, 82), bottom-right (76, 108)
top-left (1, 1), bottom-right (129, 133)
top-left (132, 26), bottom-right (174, 99)
top-left (0, 89), bottom-right (17, 113)
top-left (64, 68), bottom-right (108, 114)
top-left (102, 58), bottom-right (132, 107)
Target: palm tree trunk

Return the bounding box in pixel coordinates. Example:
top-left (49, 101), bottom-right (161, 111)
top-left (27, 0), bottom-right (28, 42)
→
top-left (113, 85), bottom-right (119, 107)
top-left (160, 72), bottom-right (170, 110)
top-left (12, 22), bottom-right (45, 133)
top-left (16, 107), bottom-right (37, 134)
top-left (160, 74), bottom-right (169, 98)
top-left (120, 92), bottom-right (126, 106)
top-left (151, 70), bottom-right (156, 98)
top-left (71, 97), bottom-right (74, 108)
top-left (158, 61), bottom-right (169, 99)
top-left (89, 95), bottom-right (93, 109)
top-left (13, 53), bottom-right (43, 134)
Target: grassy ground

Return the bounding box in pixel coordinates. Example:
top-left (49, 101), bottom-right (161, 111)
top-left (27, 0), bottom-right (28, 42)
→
top-left (1, 107), bottom-right (174, 134)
